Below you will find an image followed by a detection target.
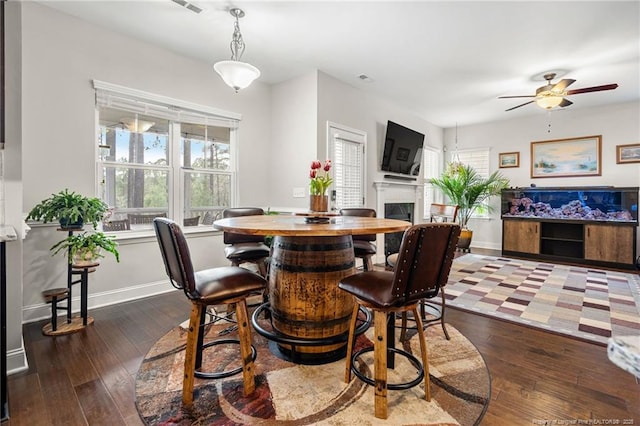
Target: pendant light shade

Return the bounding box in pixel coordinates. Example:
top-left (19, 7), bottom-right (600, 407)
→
top-left (214, 8), bottom-right (260, 92)
top-left (214, 60), bottom-right (261, 92)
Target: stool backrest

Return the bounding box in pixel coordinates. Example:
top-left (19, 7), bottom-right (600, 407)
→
top-left (392, 223), bottom-right (460, 304)
top-left (429, 204), bottom-right (459, 223)
top-left (103, 219), bottom-right (130, 232)
top-left (129, 212), bottom-right (167, 224)
top-left (153, 218), bottom-right (197, 298)
top-left (339, 208), bottom-right (377, 242)
top-left (222, 208), bottom-right (265, 244)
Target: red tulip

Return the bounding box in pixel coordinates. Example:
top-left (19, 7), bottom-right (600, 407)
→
top-left (311, 160), bottom-right (322, 170)
top-left (323, 160), bottom-right (332, 172)
top-left (309, 169), bottom-right (317, 178)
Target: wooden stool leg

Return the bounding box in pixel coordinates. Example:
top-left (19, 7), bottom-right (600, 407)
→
top-left (182, 303), bottom-right (203, 408)
top-left (235, 299), bottom-right (255, 396)
top-left (344, 303), bottom-right (360, 383)
top-left (413, 307), bottom-right (430, 401)
top-left (374, 310), bottom-right (388, 419)
top-left (399, 311), bottom-right (408, 342)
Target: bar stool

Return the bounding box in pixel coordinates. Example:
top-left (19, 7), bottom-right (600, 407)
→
top-left (222, 208), bottom-right (270, 277)
top-left (338, 223), bottom-right (460, 419)
top-left (153, 218), bottom-right (266, 408)
top-left (339, 208), bottom-right (377, 271)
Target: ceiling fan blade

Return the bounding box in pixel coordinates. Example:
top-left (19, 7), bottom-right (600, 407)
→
top-left (551, 79), bottom-right (576, 92)
top-left (505, 100), bottom-right (534, 111)
top-left (498, 95), bottom-right (536, 99)
top-left (559, 98), bottom-right (573, 108)
top-left (566, 83), bottom-right (618, 95)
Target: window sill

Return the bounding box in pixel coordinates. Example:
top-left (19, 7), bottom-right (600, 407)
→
top-left (106, 226), bottom-right (221, 244)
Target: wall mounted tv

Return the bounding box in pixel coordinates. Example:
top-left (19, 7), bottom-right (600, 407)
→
top-left (381, 120), bottom-right (425, 179)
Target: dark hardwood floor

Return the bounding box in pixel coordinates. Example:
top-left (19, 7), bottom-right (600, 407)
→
top-left (5, 269), bottom-right (640, 425)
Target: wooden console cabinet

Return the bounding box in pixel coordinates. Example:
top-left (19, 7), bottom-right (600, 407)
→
top-left (502, 218), bottom-right (637, 269)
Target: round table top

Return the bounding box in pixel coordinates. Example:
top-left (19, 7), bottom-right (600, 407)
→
top-left (214, 214), bottom-right (410, 237)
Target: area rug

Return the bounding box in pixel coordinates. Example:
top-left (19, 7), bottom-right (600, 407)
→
top-left (446, 254), bottom-right (640, 345)
top-left (135, 316), bottom-right (490, 425)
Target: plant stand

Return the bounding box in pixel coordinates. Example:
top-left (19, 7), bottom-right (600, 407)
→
top-left (42, 228), bottom-right (97, 336)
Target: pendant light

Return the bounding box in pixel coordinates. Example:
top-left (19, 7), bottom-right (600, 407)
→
top-left (214, 8), bottom-right (261, 92)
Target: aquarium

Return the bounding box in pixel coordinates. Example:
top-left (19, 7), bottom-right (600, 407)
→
top-left (501, 186), bottom-right (638, 223)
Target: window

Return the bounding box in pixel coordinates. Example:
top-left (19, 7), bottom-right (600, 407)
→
top-left (422, 147), bottom-right (441, 219)
top-left (449, 147), bottom-right (491, 217)
top-left (328, 124), bottom-right (366, 209)
top-left (95, 81), bottom-right (240, 230)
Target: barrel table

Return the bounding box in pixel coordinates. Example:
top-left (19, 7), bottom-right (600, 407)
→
top-left (214, 214), bottom-right (410, 364)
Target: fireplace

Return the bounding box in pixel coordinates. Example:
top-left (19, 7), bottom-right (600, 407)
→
top-left (374, 180), bottom-right (423, 264)
top-left (384, 202), bottom-right (413, 258)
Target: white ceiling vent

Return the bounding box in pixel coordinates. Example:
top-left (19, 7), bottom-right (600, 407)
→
top-left (170, 0), bottom-right (204, 15)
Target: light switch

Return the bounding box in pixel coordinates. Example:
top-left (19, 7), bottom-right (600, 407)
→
top-left (293, 187), bottom-right (306, 198)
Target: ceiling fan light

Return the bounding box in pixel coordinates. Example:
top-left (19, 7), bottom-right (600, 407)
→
top-left (214, 60), bottom-right (261, 92)
top-left (121, 117), bottom-right (155, 133)
top-left (536, 95), bottom-right (564, 110)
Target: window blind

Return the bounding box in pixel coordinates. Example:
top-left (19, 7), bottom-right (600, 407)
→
top-left (93, 80), bottom-right (240, 128)
top-left (333, 137), bottom-right (364, 208)
top-left (450, 148), bottom-right (490, 178)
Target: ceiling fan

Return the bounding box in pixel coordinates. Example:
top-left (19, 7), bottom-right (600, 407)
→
top-left (499, 73), bottom-right (618, 111)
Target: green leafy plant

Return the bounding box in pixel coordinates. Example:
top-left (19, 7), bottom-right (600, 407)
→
top-left (50, 231), bottom-right (120, 264)
top-left (26, 189), bottom-right (108, 229)
top-left (309, 160), bottom-right (333, 196)
top-left (430, 163), bottom-right (509, 229)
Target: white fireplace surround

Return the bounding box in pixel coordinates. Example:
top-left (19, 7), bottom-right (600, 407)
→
top-left (373, 180), bottom-right (424, 264)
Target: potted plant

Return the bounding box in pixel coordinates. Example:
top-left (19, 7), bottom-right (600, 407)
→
top-left (430, 163), bottom-right (509, 250)
top-left (26, 189), bottom-right (108, 229)
top-left (50, 231), bottom-right (120, 266)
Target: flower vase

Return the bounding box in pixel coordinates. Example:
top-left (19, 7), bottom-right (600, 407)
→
top-left (310, 195), bottom-right (328, 212)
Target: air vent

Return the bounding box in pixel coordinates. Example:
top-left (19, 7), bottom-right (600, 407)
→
top-left (170, 0), bottom-right (204, 14)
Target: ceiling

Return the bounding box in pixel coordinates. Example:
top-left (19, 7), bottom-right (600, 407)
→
top-left (38, 1), bottom-right (640, 128)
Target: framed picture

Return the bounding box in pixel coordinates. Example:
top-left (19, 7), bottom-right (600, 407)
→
top-left (499, 152), bottom-right (520, 168)
top-left (616, 143), bottom-right (640, 164)
top-left (530, 135), bottom-right (601, 178)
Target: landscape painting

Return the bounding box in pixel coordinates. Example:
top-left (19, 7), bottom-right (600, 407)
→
top-left (530, 135), bottom-right (601, 178)
top-left (616, 143), bottom-right (640, 164)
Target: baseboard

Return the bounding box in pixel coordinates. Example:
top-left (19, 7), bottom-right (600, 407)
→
top-left (21, 280), bottom-right (177, 324)
top-left (7, 344), bottom-right (28, 376)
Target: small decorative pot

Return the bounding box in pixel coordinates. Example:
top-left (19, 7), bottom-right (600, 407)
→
top-left (72, 248), bottom-right (101, 267)
top-left (310, 195), bottom-right (329, 212)
top-left (457, 229), bottom-right (473, 252)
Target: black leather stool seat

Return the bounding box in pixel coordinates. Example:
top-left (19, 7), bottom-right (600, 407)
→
top-left (353, 240), bottom-right (377, 256)
top-left (194, 266), bottom-right (266, 302)
top-left (223, 242), bottom-right (270, 263)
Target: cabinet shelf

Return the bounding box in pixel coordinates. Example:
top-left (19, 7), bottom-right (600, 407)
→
top-left (502, 217), bottom-right (636, 269)
top-left (540, 236), bottom-right (582, 243)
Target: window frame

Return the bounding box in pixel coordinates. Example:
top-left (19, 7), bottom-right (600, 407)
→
top-left (94, 80), bottom-right (240, 234)
top-left (327, 122), bottom-right (367, 210)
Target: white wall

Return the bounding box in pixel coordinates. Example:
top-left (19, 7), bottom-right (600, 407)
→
top-left (445, 101), bottom-right (640, 249)
top-left (317, 71), bottom-right (444, 216)
top-left (4, 1), bottom-right (26, 373)
top-left (268, 71), bottom-right (318, 209)
top-left (18, 2), bottom-right (273, 338)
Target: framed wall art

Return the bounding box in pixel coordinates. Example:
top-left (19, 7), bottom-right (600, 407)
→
top-left (499, 152), bottom-right (520, 168)
top-left (616, 143), bottom-right (640, 164)
top-left (530, 135), bottom-right (601, 178)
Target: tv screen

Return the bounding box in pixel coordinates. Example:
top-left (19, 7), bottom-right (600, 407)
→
top-left (381, 121), bottom-right (425, 176)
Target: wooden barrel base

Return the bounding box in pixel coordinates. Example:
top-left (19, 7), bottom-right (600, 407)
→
top-left (42, 315), bottom-right (94, 336)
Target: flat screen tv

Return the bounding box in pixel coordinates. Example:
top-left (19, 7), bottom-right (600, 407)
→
top-left (381, 120), bottom-right (425, 177)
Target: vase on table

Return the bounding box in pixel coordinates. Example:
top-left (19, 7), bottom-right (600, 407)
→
top-left (310, 195), bottom-right (328, 212)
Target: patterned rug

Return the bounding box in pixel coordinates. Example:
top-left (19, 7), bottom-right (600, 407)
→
top-left (135, 316), bottom-right (490, 425)
top-left (446, 254), bottom-right (640, 345)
